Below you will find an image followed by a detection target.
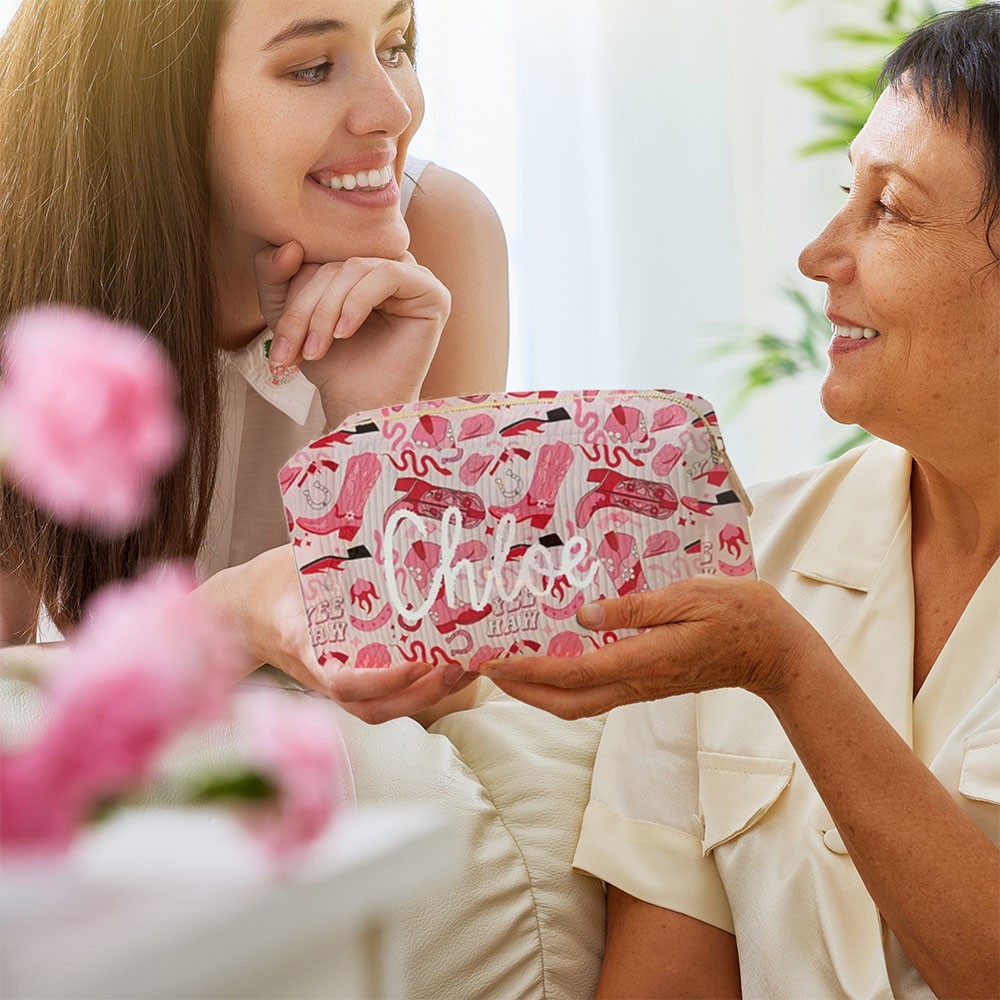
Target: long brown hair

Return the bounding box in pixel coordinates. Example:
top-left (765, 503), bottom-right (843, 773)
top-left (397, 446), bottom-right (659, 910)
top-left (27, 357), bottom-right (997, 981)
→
top-left (0, 0), bottom-right (228, 633)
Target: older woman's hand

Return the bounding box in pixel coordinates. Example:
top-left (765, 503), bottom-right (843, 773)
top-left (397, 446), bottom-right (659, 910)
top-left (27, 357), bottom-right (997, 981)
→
top-left (475, 577), bottom-right (832, 718)
top-left (254, 241), bottom-right (450, 428)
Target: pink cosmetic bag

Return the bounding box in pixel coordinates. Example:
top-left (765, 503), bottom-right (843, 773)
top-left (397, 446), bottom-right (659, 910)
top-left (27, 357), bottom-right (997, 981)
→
top-left (281, 390), bottom-right (754, 670)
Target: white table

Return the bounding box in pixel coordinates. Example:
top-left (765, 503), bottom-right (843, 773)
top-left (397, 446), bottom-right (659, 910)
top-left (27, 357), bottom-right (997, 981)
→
top-left (1, 805), bottom-right (460, 999)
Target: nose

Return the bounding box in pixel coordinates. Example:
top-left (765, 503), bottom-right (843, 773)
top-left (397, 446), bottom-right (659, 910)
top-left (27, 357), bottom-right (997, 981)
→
top-left (345, 59), bottom-right (413, 139)
top-left (798, 211), bottom-right (856, 286)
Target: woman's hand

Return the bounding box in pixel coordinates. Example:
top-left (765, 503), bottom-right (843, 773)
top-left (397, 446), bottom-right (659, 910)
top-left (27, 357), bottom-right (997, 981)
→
top-left (200, 545), bottom-right (475, 725)
top-left (254, 241), bottom-right (451, 427)
top-left (475, 577), bottom-right (832, 718)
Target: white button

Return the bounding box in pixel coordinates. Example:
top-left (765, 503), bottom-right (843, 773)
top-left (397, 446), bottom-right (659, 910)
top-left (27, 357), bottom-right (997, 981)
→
top-left (822, 827), bottom-right (848, 854)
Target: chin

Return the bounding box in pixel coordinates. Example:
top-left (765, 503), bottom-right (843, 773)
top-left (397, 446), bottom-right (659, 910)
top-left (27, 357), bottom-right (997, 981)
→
top-left (819, 376), bottom-right (864, 428)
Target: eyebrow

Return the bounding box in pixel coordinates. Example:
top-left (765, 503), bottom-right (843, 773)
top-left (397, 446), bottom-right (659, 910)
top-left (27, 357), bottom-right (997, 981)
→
top-left (847, 144), bottom-right (930, 197)
top-left (262, 1), bottom-right (413, 52)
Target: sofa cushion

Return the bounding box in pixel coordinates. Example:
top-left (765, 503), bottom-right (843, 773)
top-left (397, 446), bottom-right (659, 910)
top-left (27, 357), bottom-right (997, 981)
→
top-left (339, 683), bottom-right (606, 999)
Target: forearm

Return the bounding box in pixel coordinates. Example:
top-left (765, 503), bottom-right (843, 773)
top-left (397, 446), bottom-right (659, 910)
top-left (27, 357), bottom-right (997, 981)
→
top-left (597, 886), bottom-right (741, 999)
top-left (192, 562), bottom-right (263, 680)
top-left (764, 653), bottom-right (999, 998)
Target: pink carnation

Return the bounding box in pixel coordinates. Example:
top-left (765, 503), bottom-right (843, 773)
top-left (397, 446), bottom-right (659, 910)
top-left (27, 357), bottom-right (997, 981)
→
top-left (0, 563), bottom-right (242, 854)
top-left (237, 691), bottom-right (342, 865)
top-left (0, 305), bottom-right (184, 533)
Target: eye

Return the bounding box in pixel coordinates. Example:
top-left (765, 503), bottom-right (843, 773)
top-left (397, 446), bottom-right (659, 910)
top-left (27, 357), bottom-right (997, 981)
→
top-left (876, 195), bottom-right (904, 222)
top-left (290, 60), bottom-right (332, 84)
top-left (380, 45), bottom-right (408, 68)
top-left (379, 33), bottom-right (412, 69)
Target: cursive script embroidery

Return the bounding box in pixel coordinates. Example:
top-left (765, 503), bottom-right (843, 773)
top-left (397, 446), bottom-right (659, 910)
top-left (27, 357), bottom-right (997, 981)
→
top-left (384, 507), bottom-right (599, 622)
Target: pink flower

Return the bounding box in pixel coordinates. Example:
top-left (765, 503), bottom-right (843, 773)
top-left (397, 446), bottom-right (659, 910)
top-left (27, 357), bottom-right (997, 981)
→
top-left (237, 691), bottom-right (342, 865)
top-left (0, 305), bottom-right (184, 533)
top-left (0, 563), bottom-right (242, 854)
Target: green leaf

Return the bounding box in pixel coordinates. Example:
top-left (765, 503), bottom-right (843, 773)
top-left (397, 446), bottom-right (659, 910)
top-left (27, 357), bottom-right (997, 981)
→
top-left (828, 27), bottom-right (906, 46)
top-left (188, 769), bottom-right (277, 804)
top-left (798, 135), bottom-right (855, 158)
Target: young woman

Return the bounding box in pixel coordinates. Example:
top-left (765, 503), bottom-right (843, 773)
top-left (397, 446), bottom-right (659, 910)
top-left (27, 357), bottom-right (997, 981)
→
top-left (0, 0), bottom-right (508, 723)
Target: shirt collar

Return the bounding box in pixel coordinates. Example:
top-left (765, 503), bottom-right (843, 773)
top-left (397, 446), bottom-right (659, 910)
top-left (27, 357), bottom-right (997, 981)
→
top-left (792, 439), bottom-right (913, 592)
top-left (224, 328), bottom-right (318, 426)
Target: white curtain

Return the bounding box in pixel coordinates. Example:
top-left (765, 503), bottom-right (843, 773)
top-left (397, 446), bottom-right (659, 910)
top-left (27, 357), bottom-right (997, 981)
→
top-left (412, 0), bottom-right (855, 485)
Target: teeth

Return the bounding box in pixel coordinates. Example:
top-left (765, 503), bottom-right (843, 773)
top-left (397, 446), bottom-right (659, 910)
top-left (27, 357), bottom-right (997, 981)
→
top-left (831, 324), bottom-right (880, 341)
top-left (317, 164), bottom-right (394, 192)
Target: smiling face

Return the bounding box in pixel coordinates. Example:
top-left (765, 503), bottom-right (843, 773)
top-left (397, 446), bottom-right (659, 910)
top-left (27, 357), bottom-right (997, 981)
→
top-left (798, 84), bottom-right (999, 455)
top-left (207, 0), bottom-right (424, 274)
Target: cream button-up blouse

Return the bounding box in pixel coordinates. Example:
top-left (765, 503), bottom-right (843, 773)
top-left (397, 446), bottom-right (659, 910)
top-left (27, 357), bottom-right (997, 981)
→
top-left (197, 157), bottom-right (431, 580)
top-left (573, 440), bottom-right (999, 999)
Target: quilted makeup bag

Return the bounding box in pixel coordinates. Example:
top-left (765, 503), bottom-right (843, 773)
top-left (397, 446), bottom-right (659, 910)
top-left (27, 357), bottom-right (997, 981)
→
top-left (280, 390), bottom-right (755, 671)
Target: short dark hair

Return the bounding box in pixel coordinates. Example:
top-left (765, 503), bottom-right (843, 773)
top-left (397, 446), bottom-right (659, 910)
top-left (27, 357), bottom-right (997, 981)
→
top-left (879, 3), bottom-right (1000, 258)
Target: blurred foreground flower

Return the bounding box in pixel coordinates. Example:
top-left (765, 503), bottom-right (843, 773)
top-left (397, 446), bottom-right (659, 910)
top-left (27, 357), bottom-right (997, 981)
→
top-left (0, 303), bottom-right (343, 870)
top-left (0, 305), bottom-right (183, 532)
top-left (0, 564), bottom-right (343, 865)
top-left (0, 563), bottom-right (241, 854)
top-left (233, 692), bottom-right (342, 864)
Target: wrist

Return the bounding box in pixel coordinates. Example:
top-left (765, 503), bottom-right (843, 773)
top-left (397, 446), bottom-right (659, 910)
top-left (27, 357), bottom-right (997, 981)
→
top-left (755, 639), bottom-right (840, 727)
top-left (194, 565), bottom-right (261, 677)
top-left (317, 386), bottom-right (422, 430)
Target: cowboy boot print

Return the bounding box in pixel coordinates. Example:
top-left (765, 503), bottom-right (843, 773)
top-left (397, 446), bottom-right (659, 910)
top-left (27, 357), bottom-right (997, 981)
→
top-left (597, 531), bottom-right (647, 597)
top-left (296, 453), bottom-right (382, 539)
top-left (384, 479), bottom-right (487, 528)
top-left (488, 441), bottom-right (575, 529)
top-left (576, 468), bottom-right (679, 528)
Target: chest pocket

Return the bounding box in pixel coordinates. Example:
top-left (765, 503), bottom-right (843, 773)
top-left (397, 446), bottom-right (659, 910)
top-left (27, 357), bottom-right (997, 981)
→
top-left (958, 729), bottom-right (1000, 806)
top-left (697, 751), bottom-right (795, 854)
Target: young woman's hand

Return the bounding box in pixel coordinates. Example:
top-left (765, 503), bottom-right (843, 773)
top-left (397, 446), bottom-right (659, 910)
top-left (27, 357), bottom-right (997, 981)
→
top-left (474, 577), bottom-right (833, 718)
top-left (254, 241), bottom-right (451, 427)
top-left (200, 545), bottom-right (475, 724)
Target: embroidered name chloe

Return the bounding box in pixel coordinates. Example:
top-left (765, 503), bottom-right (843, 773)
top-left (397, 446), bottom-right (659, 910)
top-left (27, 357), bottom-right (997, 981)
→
top-left (384, 507), bottom-right (598, 621)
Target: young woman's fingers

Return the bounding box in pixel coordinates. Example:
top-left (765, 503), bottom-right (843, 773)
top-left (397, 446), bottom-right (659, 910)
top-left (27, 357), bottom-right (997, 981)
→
top-left (323, 658), bottom-right (435, 702)
top-left (302, 258), bottom-right (384, 359)
top-left (334, 259), bottom-right (450, 340)
top-left (268, 260), bottom-right (349, 364)
top-left (253, 241), bottom-right (305, 337)
top-left (344, 664), bottom-right (474, 725)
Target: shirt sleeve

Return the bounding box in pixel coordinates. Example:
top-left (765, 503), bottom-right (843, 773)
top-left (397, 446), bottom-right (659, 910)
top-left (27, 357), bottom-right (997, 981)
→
top-left (572, 693), bottom-right (735, 933)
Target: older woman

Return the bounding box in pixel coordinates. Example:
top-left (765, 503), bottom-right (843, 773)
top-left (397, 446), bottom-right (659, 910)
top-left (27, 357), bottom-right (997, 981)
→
top-left (477, 6), bottom-right (999, 997)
